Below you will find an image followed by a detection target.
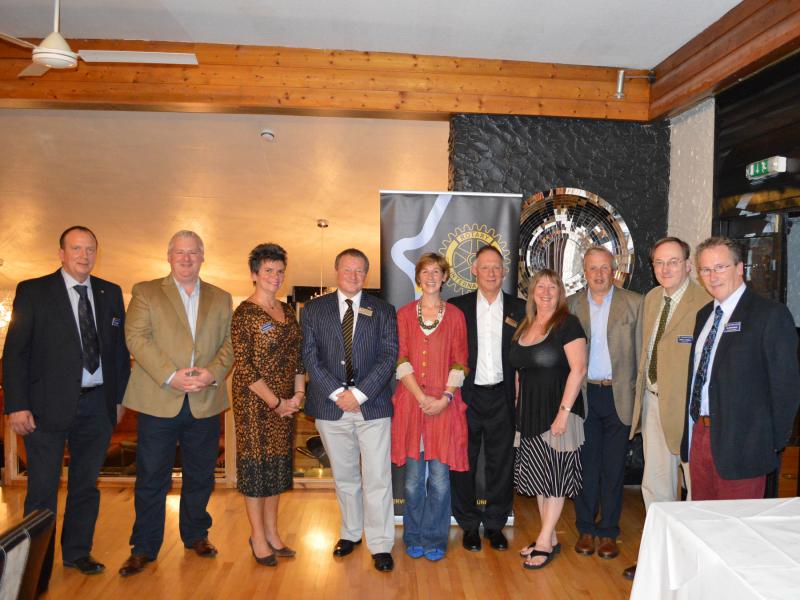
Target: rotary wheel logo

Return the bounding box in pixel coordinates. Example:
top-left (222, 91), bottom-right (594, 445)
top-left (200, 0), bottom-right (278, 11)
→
top-left (439, 224), bottom-right (510, 294)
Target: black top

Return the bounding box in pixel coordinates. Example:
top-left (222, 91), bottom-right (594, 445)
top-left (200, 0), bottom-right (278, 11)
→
top-left (509, 313), bottom-right (586, 436)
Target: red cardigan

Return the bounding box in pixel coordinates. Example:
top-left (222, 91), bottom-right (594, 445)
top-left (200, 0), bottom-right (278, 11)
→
top-left (390, 300), bottom-right (469, 471)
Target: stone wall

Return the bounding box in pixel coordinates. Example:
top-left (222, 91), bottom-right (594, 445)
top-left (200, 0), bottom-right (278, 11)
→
top-left (449, 114), bottom-right (670, 293)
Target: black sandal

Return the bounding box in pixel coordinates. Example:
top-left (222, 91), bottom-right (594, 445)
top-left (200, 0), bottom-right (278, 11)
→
top-left (522, 548), bottom-right (555, 570)
top-left (520, 542), bottom-right (561, 557)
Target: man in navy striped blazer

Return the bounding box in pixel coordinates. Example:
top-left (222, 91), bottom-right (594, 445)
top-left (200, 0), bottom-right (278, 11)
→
top-left (301, 248), bottom-right (399, 572)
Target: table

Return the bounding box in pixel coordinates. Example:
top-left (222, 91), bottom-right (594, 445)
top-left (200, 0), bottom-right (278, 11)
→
top-left (631, 497), bottom-right (800, 600)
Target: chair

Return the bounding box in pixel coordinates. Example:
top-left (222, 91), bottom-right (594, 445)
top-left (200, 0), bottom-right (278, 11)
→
top-left (0, 510), bottom-right (55, 600)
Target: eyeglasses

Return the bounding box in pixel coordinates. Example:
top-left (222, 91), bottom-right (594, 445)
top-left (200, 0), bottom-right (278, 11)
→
top-left (698, 263), bottom-right (733, 277)
top-left (653, 258), bottom-right (684, 270)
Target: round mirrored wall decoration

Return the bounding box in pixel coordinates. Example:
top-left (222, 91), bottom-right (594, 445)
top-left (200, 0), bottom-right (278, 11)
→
top-left (518, 187), bottom-right (634, 297)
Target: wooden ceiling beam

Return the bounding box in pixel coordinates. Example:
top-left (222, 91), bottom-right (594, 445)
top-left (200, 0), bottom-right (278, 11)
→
top-left (0, 40), bottom-right (649, 121)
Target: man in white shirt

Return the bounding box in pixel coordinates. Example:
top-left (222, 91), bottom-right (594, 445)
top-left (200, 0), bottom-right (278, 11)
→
top-left (119, 230), bottom-right (233, 576)
top-left (448, 246), bottom-right (526, 552)
top-left (301, 248), bottom-right (399, 572)
top-left (680, 236), bottom-right (799, 500)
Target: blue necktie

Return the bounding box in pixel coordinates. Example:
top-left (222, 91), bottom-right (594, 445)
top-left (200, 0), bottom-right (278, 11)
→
top-left (689, 305), bottom-right (723, 421)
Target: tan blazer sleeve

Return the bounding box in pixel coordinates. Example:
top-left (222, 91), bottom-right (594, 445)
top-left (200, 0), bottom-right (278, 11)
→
top-left (125, 281), bottom-right (178, 386)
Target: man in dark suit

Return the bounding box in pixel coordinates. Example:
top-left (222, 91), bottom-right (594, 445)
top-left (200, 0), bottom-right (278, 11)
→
top-left (2, 226), bottom-right (130, 587)
top-left (448, 245), bottom-right (525, 552)
top-left (301, 248), bottom-right (398, 572)
top-left (119, 230), bottom-right (233, 576)
top-left (569, 246), bottom-right (642, 560)
top-left (681, 236), bottom-right (800, 500)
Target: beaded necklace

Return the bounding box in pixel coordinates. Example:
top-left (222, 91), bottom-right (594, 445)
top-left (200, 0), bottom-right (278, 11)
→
top-left (417, 300), bottom-right (444, 330)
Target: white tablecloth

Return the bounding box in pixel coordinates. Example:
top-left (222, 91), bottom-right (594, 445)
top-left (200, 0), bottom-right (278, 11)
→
top-left (630, 497), bottom-right (800, 600)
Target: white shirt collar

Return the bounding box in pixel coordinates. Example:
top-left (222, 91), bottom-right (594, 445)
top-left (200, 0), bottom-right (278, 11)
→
top-left (61, 268), bottom-right (91, 289)
top-left (715, 282), bottom-right (747, 315)
top-left (477, 289), bottom-right (503, 308)
top-left (337, 289), bottom-right (362, 307)
top-left (173, 276), bottom-right (200, 297)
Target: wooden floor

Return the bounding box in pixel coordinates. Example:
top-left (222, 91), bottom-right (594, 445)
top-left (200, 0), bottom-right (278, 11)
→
top-left (0, 485), bottom-right (644, 600)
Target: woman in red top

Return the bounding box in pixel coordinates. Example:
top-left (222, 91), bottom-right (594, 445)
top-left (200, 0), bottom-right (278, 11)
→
top-left (391, 253), bottom-right (468, 562)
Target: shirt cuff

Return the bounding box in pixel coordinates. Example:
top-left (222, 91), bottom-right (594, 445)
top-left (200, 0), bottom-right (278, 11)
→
top-left (396, 361), bottom-right (414, 380)
top-left (165, 371), bottom-right (177, 385)
top-left (351, 387), bottom-right (368, 405)
top-left (447, 368), bottom-right (465, 388)
top-left (328, 386), bottom-right (368, 405)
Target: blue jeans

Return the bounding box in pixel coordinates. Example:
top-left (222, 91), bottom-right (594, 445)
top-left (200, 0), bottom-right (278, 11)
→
top-left (403, 453), bottom-right (451, 552)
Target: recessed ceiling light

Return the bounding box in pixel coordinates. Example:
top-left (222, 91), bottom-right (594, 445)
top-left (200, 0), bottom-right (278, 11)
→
top-left (260, 128), bottom-right (276, 141)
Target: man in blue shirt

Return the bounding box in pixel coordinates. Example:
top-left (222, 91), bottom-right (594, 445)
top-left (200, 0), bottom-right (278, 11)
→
top-left (568, 246), bottom-right (642, 560)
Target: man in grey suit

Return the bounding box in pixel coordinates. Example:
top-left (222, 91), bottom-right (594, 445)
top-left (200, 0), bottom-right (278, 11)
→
top-left (301, 248), bottom-right (399, 572)
top-left (569, 246), bottom-right (642, 560)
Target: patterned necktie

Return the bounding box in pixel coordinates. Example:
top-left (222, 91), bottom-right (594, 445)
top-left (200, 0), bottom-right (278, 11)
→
top-left (74, 284), bottom-right (100, 374)
top-left (689, 305), bottom-right (723, 421)
top-left (648, 296), bottom-right (671, 385)
top-left (342, 299), bottom-right (354, 383)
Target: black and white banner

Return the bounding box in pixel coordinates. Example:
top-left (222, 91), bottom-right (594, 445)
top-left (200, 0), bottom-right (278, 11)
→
top-left (380, 191), bottom-right (522, 310)
top-left (380, 190), bottom-right (522, 519)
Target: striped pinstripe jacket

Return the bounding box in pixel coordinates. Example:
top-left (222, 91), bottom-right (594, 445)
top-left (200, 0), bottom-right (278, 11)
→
top-left (301, 291), bottom-right (398, 421)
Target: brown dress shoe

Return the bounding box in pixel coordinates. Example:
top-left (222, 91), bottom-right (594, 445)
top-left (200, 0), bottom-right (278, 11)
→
top-left (597, 537), bottom-right (619, 559)
top-left (622, 563), bottom-right (637, 580)
top-left (119, 554), bottom-right (152, 577)
top-left (574, 533), bottom-right (595, 556)
top-left (188, 538), bottom-right (218, 557)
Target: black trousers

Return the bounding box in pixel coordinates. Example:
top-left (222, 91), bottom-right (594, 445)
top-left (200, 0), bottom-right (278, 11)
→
top-left (449, 385), bottom-right (515, 531)
top-left (129, 396), bottom-right (221, 559)
top-left (23, 387), bottom-right (113, 586)
top-left (573, 384), bottom-right (629, 539)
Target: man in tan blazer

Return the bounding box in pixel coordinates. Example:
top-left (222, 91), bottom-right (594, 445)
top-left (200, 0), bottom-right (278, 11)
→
top-left (118, 230), bottom-right (233, 577)
top-left (622, 237), bottom-right (709, 580)
top-left (568, 246), bottom-right (642, 560)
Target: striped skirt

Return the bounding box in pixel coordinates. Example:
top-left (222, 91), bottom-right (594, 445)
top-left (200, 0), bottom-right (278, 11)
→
top-left (514, 435), bottom-right (582, 498)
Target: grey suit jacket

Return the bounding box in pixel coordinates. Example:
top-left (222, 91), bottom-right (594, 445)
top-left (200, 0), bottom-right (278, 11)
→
top-left (568, 286), bottom-right (643, 425)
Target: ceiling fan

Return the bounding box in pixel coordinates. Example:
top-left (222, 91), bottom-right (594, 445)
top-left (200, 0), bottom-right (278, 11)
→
top-left (0, 0), bottom-right (198, 77)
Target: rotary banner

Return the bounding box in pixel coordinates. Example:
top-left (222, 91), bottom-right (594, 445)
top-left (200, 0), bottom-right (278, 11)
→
top-left (379, 191), bottom-right (523, 309)
top-left (380, 190), bottom-right (522, 520)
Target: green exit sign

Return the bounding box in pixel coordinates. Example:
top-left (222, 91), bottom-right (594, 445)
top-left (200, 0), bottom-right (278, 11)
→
top-left (746, 156), bottom-right (787, 181)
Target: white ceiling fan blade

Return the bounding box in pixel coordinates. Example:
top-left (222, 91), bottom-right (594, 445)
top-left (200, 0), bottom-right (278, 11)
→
top-left (78, 50), bottom-right (198, 65)
top-left (18, 63), bottom-right (50, 77)
top-left (0, 32), bottom-right (38, 50)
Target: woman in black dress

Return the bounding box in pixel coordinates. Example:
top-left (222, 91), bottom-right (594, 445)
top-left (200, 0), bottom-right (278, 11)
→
top-left (510, 268), bottom-right (587, 570)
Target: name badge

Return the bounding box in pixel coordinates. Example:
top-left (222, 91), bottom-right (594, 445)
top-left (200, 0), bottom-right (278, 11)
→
top-left (677, 335), bottom-right (693, 344)
top-left (358, 307), bottom-right (373, 317)
top-left (724, 322), bottom-right (741, 333)
top-left (504, 316), bottom-right (518, 328)
top-left (111, 317), bottom-right (121, 327)
top-left (260, 323), bottom-right (274, 334)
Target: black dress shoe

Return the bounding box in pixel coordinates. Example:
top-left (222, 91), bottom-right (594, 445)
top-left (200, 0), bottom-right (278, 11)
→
top-left (623, 563), bottom-right (637, 580)
top-left (462, 529), bottom-right (481, 551)
top-left (333, 538), bottom-right (362, 557)
top-left (484, 529), bottom-right (508, 550)
top-left (372, 552), bottom-right (394, 572)
top-left (63, 555), bottom-right (105, 575)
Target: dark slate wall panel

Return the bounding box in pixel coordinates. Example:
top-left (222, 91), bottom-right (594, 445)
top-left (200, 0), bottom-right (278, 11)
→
top-left (448, 114), bottom-right (670, 293)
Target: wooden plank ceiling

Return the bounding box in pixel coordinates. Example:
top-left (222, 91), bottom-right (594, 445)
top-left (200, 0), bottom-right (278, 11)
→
top-left (0, 0), bottom-right (797, 122)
